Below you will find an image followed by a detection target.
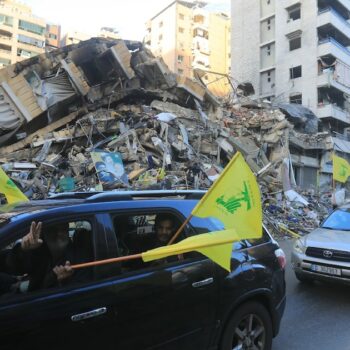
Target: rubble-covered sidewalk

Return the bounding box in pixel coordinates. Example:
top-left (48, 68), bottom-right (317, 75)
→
top-left (0, 38), bottom-right (335, 236)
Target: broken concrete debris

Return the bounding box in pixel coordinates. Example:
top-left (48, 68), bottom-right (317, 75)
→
top-left (0, 37), bottom-right (336, 236)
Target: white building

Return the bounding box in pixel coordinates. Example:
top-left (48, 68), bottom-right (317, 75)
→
top-left (231, 0), bottom-right (350, 135)
top-left (231, 0), bottom-right (350, 190)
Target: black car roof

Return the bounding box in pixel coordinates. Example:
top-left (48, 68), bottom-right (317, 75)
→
top-left (0, 190), bottom-right (207, 225)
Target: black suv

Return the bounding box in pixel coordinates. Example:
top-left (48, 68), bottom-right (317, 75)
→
top-left (0, 190), bottom-right (286, 350)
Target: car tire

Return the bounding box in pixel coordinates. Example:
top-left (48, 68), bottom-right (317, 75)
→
top-left (295, 271), bottom-right (313, 284)
top-left (220, 301), bottom-right (273, 350)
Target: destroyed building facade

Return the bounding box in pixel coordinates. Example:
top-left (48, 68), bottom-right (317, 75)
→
top-left (0, 36), bottom-right (339, 236)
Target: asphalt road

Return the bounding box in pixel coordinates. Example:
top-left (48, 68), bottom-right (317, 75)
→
top-left (272, 239), bottom-right (350, 350)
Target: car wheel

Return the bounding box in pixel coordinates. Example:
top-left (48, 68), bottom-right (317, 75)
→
top-left (295, 271), bottom-right (313, 284)
top-left (220, 301), bottom-right (272, 350)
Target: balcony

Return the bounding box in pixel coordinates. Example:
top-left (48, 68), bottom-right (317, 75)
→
top-left (193, 36), bottom-right (210, 55)
top-left (193, 21), bottom-right (209, 32)
top-left (318, 8), bottom-right (350, 41)
top-left (318, 69), bottom-right (350, 95)
top-left (192, 52), bottom-right (210, 70)
top-left (338, 0), bottom-right (350, 12)
top-left (283, 0), bottom-right (301, 9)
top-left (193, 8), bottom-right (209, 28)
top-left (285, 18), bottom-right (301, 35)
top-left (317, 103), bottom-right (350, 124)
top-left (0, 35), bottom-right (12, 46)
top-left (17, 41), bottom-right (43, 54)
top-left (318, 37), bottom-right (350, 64)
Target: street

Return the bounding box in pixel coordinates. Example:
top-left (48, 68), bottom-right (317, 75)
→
top-left (273, 239), bottom-right (350, 350)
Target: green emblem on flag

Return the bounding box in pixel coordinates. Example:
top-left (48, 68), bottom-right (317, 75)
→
top-left (340, 164), bottom-right (347, 177)
top-left (6, 179), bottom-right (16, 188)
top-left (216, 181), bottom-right (251, 214)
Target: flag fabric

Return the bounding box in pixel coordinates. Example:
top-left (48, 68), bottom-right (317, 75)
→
top-left (142, 229), bottom-right (238, 272)
top-left (0, 167), bottom-right (28, 204)
top-left (333, 154), bottom-right (350, 183)
top-left (191, 152), bottom-right (262, 239)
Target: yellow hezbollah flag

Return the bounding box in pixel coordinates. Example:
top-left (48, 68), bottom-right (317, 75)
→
top-left (0, 167), bottom-right (28, 204)
top-left (142, 229), bottom-right (238, 272)
top-left (191, 152), bottom-right (262, 239)
top-left (333, 154), bottom-right (350, 183)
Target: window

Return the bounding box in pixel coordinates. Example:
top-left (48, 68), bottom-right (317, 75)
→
top-left (112, 213), bottom-right (190, 271)
top-left (267, 71), bottom-right (271, 82)
top-left (179, 13), bottom-right (184, 20)
top-left (322, 208), bottom-right (350, 231)
top-left (267, 44), bottom-right (271, 56)
top-left (290, 93), bottom-right (302, 104)
top-left (290, 65), bottom-right (302, 79)
top-left (0, 14), bottom-right (13, 27)
top-left (0, 57), bottom-right (10, 66)
top-left (267, 19), bottom-right (271, 30)
top-left (48, 33), bottom-right (57, 40)
top-left (178, 27), bottom-right (184, 33)
top-left (178, 68), bottom-right (184, 74)
top-left (17, 48), bottom-right (35, 58)
top-left (177, 54), bottom-right (184, 63)
top-left (18, 20), bottom-right (45, 36)
top-left (289, 37), bottom-right (301, 51)
top-left (0, 219), bottom-right (94, 301)
top-left (158, 34), bottom-right (163, 41)
top-left (193, 28), bottom-right (209, 39)
top-left (17, 34), bottom-right (45, 48)
top-left (159, 21), bottom-right (163, 28)
top-left (287, 4), bottom-right (301, 21)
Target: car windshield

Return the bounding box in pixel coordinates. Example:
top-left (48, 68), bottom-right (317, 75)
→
top-left (322, 209), bottom-right (350, 231)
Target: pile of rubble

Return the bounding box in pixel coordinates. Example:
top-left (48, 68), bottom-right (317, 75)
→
top-left (0, 38), bottom-right (334, 236)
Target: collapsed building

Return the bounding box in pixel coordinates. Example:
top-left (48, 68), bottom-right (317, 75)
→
top-left (0, 37), bottom-right (340, 235)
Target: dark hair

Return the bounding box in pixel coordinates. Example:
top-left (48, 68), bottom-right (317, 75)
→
top-left (155, 213), bottom-right (175, 228)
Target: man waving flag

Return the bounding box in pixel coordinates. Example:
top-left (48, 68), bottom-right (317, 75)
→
top-left (72, 152), bottom-right (262, 273)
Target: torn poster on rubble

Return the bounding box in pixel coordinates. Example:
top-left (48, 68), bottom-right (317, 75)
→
top-left (91, 150), bottom-right (128, 185)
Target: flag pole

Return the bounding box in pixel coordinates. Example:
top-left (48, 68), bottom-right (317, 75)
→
top-left (168, 214), bottom-right (193, 245)
top-left (71, 253), bottom-right (142, 270)
top-left (71, 214), bottom-right (193, 269)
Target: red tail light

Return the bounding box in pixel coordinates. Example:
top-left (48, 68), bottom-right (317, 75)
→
top-left (275, 248), bottom-right (286, 269)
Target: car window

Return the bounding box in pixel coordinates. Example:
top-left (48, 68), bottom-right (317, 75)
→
top-left (322, 208), bottom-right (350, 231)
top-left (0, 219), bottom-right (94, 301)
top-left (112, 211), bottom-right (201, 273)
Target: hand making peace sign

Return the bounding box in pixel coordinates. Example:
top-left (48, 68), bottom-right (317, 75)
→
top-left (21, 221), bottom-right (43, 251)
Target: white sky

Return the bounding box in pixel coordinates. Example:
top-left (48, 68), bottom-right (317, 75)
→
top-left (22, 0), bottom-right (230, 40)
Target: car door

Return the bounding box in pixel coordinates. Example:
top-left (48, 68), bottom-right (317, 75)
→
top-left (0, 213), bottom-right (121, 350)
top-left (93, 210), bottom-right (220, 350)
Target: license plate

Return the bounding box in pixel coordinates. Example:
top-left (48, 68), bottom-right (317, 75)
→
top-left (310, 264), bottom-right (341, 276)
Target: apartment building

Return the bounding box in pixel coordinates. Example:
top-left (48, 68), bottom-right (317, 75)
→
top-left (231, 0), bottom-right (350, 190)
top-left (0, 0), bottom-right (46, 67)
top-left (60, 31), bottom-right (91, 47)
top-left (232, 1), bottom-right (350, 127)
top-left (46, 23), bottom-right (61, 50)
top-left (99, 27), bottom-right (120, 40)
top-left (60, 28), bottom-right (120, 48)
top-left (145, 1), bottom-right (231, 96)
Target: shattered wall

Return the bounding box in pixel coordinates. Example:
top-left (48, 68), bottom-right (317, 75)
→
top-left (0, 37), bottom-right (336, 236)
